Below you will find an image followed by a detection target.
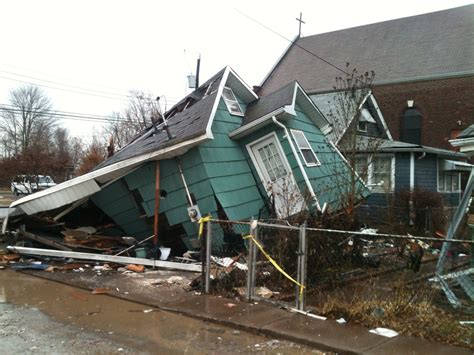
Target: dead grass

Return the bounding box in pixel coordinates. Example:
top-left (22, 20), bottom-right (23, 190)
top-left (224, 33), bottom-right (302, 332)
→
top-left (314, 279), bottom-right (472, 349)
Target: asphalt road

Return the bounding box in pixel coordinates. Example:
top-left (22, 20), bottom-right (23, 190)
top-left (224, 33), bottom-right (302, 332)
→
top-left (0, 269), bottom-right (323, 354)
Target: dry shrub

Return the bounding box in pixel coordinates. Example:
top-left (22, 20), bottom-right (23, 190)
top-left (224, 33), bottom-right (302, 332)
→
top-left (392, 189), bottom-right (447, 235)
top-left (317, 278), bottom-right (472, 349)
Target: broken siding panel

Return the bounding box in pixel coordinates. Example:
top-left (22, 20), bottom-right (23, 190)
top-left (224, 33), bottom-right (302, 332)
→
top-left (91, 179), bottom-right (152, 239)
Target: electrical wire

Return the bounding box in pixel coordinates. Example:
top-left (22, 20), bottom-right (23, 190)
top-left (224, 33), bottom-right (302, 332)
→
top-left (0, 105), bottom-right (145, 126)
top-left (234, 8), bottom-right (359, 80)
top-left (0, 69), bottom-right (133, 99)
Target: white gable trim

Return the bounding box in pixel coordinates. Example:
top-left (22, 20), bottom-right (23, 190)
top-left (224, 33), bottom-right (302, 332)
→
top-left (259, 36), bottom-right (299, 88)
top-left (293, 82), bottom-right (332, 134)
top-left (205, 66), bottom-right (259, 138)
top-left (335, 91), bottom-right (372, 145)
top-left (368, 94), bottom-right (393, 141)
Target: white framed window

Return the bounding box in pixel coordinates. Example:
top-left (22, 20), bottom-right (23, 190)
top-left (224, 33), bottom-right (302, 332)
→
top-left (290, 130), bottom-right (320, 167)
top-left (222, 87), bottom-right (243, 116)
top-left (246, 132), bottom-right (305, 218)
top-left (437, 164), bottom-right (460, 192)
top-left (357, 121), bottom-right (367, 132)
top-left (372, 156), bottom-right (393, 191)
top-left (356, 154), bottom-right (395, 192)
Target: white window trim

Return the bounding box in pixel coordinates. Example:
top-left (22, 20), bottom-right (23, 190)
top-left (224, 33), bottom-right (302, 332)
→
top-left (362, 154), bottom-right (395, 192)
top-left (246, 132), bottom-right (294, 183)
top-left (357, 120), bottom-right (368, 133)
top-left (290, 129), bottom-right (321, 167)
top-left (222, 86), bottom-right (244, 116)
top-left (437, 159), bottom-right (461, 193)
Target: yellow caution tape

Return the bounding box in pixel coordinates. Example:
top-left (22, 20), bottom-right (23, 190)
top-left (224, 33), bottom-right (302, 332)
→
top-left (243, 235), bottom-right (305, 301)
top-left (198, 216), bottom-right (212, 238)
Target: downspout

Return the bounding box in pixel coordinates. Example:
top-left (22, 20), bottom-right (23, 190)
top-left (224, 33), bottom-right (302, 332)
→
top-left (409, 152), bottom-right (415, 225)
top-left (271, 116), bottom-right (322, 212)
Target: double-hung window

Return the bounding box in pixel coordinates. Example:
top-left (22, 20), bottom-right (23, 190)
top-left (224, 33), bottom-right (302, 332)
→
top-left (372, 156), bottom-right (393, 191)
top-left (290, 130), bottom-right (320, 166)
top-left (438, 166), bottom-right (460, 192)
top-left (222, 87), bottom-right (243, 116)
top-left (356, 155), bottom-right (394, 191)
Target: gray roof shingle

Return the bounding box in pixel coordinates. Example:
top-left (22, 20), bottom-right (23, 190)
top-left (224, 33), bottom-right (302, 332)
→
top-left (261, 5), bottom-right (474, 95)
top-left (243, 81), bottom-right (295, 125)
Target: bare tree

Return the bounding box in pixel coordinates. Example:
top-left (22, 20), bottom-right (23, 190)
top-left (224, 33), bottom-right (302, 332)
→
top-left (105, 90), bottom-right (161, 149)
top-left (0, 85), bottom-right (56, 156)
top-left (326, 65), bottom-right (378, 228)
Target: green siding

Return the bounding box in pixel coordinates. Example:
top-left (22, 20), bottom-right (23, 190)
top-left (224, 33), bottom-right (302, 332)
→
top-left (91, 178), bottom-right (152, 239)
top-left (200, 100), bottom-right (265, 221)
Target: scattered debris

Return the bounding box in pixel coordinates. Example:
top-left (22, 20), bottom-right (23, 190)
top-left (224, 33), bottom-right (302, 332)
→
top-left (255, 286), bottom-right (273, 299)
top-left (336, 318), bottom-right (346, 324)
top-left (125, 264), bottom-right (145, 273)
top-left (369, 327), bottom-right (399, 338)
top-left (10, 263), bottom-right (49, 270)
top-left (91, 288), bottom-right (109, 295)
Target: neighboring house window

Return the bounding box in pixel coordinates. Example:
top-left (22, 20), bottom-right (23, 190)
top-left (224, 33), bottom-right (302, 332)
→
top-left (290, 130), bottom-right (320, 166)
top-left (400, 108), bottom-right (422, 144)
top-left (355, 155), bottom-right (394, 191)
top-left (357, 108), bottom-right (376, 133)
top-left (222, 87), bottom-right (243, 116)
top-left (372, 156), bottom-right (393, 191)
top-left (438, 168), bottom-right (460, 192)
top-left (357, 121), bottom-right (367, 132)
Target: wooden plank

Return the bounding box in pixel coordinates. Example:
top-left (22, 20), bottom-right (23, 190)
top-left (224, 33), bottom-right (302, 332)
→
top-left (154, 161), bottom-right (160, 245)
top-left (8, 246), bottom-right (202, 272)
top-left (20, 231), bottom-right (72, 251)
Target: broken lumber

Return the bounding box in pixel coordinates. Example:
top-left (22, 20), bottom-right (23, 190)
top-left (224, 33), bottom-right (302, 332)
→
top-left (7, 246), bottom-right (202, 272)
top-left (19, 231), bottom-right (72, 251)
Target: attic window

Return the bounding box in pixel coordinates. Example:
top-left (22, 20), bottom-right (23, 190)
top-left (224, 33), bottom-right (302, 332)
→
top-left (290, 130), bottom-right (320, 167)
top-left (357, 121), bottom-right (367, 132)
top-left (222, 87), bottom-right (244, 116)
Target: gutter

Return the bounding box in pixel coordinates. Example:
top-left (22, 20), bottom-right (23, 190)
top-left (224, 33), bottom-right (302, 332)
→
top-left (229, 107), bottom-right (287, 139)
top-left (271, 116), bottom-right (322, 211)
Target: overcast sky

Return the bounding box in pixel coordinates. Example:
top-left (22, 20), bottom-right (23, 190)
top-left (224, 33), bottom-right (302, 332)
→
top-left (0, 0), bottom-right (471, 142)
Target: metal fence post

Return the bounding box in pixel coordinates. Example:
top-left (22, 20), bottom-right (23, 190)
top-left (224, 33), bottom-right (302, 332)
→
top-left (204, 219), bottom-right (212, 294)
top-left (296, 222), bottom-right (307, 311)
top-left (246, 218), bottom-right (257, 301)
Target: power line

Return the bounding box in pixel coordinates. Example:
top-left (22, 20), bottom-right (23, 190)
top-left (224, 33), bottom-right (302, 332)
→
top-left (0, 75), bottom-right (130, 102)
top-left (234, 8), bottom-right (356, 79)
top-left (0, 105), bottom-right (146, 126)
top-left (0, 69), bottom-right (133, 99)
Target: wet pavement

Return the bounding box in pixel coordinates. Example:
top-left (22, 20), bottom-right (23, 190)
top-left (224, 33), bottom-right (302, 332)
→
top-left (0, 269), bottom-right (324, 354)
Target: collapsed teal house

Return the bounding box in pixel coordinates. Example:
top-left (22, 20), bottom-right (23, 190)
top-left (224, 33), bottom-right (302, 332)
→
top-left (5, 67), bottom-right (359, 249)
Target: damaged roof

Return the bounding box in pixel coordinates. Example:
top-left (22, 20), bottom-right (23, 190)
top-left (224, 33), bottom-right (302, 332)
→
top-left (97, 70), bottom-right (224, 169)
top-left (97, 91), bottom-right (218, 168)
top-left (260, 5), bottom-right (474, 95)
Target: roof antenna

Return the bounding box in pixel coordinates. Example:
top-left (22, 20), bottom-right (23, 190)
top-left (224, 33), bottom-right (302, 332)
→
top-left (195, 54), bottom-right (201, 89)
top-left (156, 96), bottom-right (173, 140)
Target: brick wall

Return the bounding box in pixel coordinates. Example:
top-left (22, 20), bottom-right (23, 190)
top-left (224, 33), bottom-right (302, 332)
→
top-left (372, 75), bottom-right (474, 150)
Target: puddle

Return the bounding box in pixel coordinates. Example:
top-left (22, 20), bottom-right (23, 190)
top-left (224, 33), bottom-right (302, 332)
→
top-left (0, 269), bottom-right (322, 353)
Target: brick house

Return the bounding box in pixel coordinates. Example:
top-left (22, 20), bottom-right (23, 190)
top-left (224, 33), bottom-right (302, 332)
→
top-left (259, 5), bottom-right (474, 152)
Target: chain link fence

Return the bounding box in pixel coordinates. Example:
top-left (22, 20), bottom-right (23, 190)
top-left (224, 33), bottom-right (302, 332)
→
top-left (201, 218), bottom-right (473, 349)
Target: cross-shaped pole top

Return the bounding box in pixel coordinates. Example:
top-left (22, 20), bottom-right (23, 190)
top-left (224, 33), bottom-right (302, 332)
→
top-left (296, 12), bottom-right (305, 37)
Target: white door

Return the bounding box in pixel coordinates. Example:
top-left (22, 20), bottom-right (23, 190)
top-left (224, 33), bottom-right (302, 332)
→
top-left (248, 133), bottom-right (305, 218)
